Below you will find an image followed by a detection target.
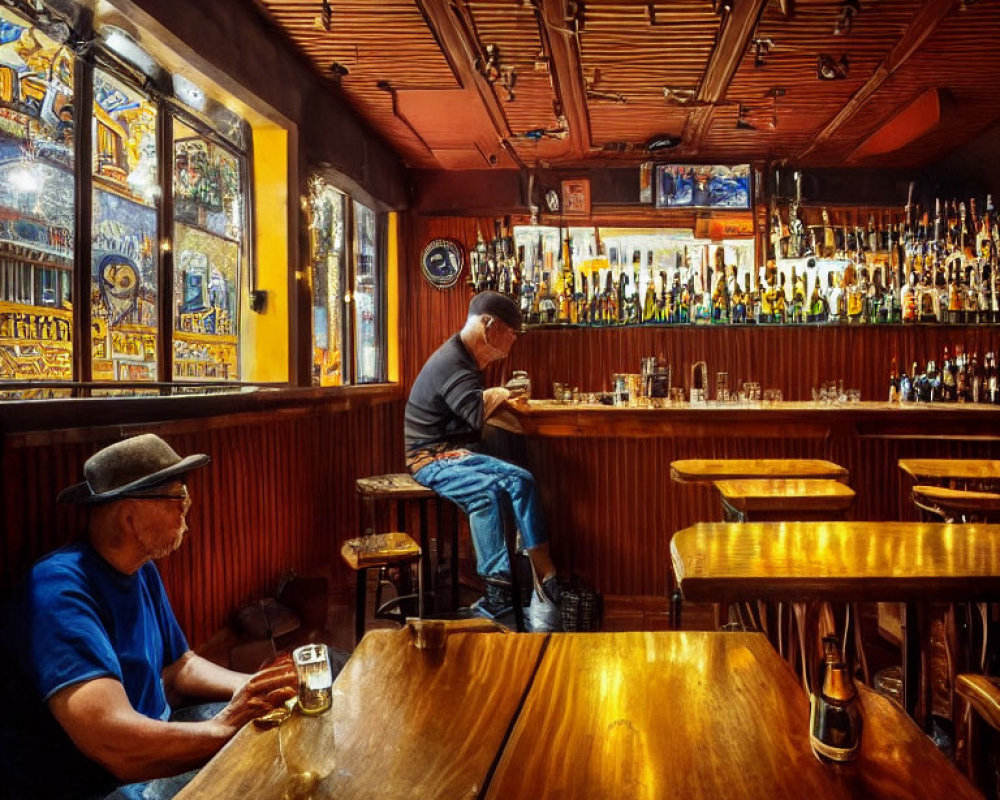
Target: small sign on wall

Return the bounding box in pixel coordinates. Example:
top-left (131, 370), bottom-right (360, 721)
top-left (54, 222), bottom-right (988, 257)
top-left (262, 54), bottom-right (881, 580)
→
top-left (561, 178), bottom-right (591, 216)
top-left (639, 162), bottom-right (653, 204)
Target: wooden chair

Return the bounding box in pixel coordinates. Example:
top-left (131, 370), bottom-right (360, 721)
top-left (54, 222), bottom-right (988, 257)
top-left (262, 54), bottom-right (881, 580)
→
top-left (955, 674), bottom-right (1000, 795)
top-left (341, 531), bottom-right (422, 644)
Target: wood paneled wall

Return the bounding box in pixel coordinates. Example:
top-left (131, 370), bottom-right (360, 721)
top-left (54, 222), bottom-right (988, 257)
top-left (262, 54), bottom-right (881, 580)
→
top-left (1, 396), bottom-right (404, 647)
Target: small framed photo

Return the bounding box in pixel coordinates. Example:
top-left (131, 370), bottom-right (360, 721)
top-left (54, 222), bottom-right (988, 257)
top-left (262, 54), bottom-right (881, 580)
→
top-left (561, 178), bottom-right (591, 216)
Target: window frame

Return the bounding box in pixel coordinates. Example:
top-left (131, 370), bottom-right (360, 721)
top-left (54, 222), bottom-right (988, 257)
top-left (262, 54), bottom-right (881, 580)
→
top-left (0, 2), bottom-right (254, 394)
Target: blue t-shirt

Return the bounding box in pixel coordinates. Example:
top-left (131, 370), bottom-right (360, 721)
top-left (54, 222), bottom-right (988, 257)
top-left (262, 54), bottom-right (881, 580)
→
top-left (0, 540), bottom-right (189, 799)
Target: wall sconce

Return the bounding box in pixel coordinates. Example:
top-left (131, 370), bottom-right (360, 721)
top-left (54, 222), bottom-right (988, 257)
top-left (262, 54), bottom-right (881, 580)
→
top-left (478, 44), bottom-right (517, 102)
top-left (834, 0), bottom-right (860, 35)
top-left (817, 54), bottom-right (849, 80)
top-left (753, 37), bottom-right (773, 68)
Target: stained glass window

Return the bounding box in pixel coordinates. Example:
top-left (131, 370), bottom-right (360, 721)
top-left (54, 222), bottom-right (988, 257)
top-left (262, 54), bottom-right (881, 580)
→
top-left (0, 7), bottom-right (75, 383)
top-left (308, 178), bottom-right (344, 387)
top-left (172, 118), bottom-right (243, 380)
top-left (353, 199), bottom-right (380, 383)
top-left (90, 68), bottom-right (158, 382)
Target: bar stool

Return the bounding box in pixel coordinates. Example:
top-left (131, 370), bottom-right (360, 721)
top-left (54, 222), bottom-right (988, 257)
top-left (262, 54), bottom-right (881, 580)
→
top-left (356, 473), bottom-right (460, 614)
top-left (356, 473), bottom-right (526, 632)
top-left (340, 531), bottom-right (422, 645)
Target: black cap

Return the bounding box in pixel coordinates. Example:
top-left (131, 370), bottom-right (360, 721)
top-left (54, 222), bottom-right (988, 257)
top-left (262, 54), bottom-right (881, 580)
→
top-left (468, 291), bottom-right (522, 330)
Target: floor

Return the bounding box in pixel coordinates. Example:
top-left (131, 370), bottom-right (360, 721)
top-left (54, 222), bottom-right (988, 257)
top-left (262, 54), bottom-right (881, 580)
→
top-left (198, 562), bottom-right (896, 684)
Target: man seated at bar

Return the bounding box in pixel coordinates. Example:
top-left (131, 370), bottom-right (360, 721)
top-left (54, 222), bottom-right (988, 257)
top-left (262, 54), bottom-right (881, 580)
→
top-left (0, 434), bottom-right (298, 800)
top-left (405, 290), bottom-right (562, 632)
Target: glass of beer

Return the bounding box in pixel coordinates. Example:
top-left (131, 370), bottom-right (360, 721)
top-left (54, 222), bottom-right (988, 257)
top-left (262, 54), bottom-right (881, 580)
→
top-left (293, 643), bottom-right (333, 715)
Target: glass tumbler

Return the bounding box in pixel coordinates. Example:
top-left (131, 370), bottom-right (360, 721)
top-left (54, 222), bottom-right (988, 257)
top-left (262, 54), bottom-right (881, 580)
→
top-left (293, 643), bottom-right (333, 715)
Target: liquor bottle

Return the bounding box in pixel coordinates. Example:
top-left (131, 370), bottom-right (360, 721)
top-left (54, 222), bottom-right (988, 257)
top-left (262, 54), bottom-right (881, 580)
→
top-left (809, 656), bottom-right (862, 764)
top-left (988, 352), bottom-right (999, 404)
top-left (926, 360), bottom-right (941, 403)
top-left (899, 361), bottom-right (913, 402)
top-left (941, 347), bottom-right (955, 402)
top-left (956, 349), bottom-right (968, 403)
top-left (970, 352), bottom-right (981, 403)
top-left (888, 357), bottom-right (899, 403)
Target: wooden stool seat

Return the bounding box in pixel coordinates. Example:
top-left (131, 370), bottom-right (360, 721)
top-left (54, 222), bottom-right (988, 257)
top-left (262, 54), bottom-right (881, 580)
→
top-left (899, 459), bottom-right (1000, 489)
top-left (356, 473), bottom-right (438, 500)
top-left (341, 531), bottom-right (422, 643)
top-left (715, 478), bottom-right (855, 520)
top-left (912, 485), bottom-right (1000, 522)
top-left (671, 458), bottom-right (849, 485)
top-left (341, 532), bottom-right (421, 569)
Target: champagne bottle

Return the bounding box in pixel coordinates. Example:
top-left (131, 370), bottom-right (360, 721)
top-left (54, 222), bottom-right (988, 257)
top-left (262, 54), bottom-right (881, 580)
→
top-left (809, 658), bottom-right (862, 764)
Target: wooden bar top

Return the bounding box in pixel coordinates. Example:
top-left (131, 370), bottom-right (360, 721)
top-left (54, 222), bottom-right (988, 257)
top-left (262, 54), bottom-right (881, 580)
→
top-left (900, 459), bottom-right (1000, 484)
top-left (714, 478), bottom-right (856, 513)
top-left (178, 629), bottom-right (978, 800)
top-left (486, 631), bottom-right (978, 800)
top-left (489, 399), bottom-right (1000, 440)
top-left (671, 521), bottom-right (1000, 602)
top-left (671, 459), bottom-right (849, 484)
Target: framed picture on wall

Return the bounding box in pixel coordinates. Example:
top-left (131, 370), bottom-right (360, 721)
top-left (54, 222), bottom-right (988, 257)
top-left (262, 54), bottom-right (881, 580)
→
top-left (655, 164), bottom-right (751, 209)
top-left (561, 178), bottom-right (591, 216)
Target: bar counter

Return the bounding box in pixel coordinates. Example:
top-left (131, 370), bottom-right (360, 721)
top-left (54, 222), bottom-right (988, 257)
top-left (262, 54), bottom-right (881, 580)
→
top-left (487, 399), bottom-right (1000, 599)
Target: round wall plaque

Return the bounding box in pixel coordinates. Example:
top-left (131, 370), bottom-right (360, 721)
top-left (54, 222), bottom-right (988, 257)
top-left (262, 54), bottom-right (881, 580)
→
top-left (420, 239), bottom-right (464, 289)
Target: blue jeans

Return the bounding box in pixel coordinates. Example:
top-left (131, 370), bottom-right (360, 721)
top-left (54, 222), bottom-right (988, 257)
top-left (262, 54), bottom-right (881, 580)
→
top-left (414, 453), bottom-right (546, 578)
top-left (101, 702), bottom-right (228, 800)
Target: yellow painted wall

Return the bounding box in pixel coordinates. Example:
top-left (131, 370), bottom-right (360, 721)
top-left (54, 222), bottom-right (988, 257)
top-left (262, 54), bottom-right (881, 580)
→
top-left (386, 212), bottom-right (399, 383)
top-left (243, 124), bottom-right (289, 381)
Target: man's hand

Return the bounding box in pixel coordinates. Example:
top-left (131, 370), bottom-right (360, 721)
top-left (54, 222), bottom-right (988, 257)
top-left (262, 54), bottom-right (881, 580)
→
top-left (213, 657), bottom-right (298, 733)
top-left (482, 386), bottom-right (510, 419)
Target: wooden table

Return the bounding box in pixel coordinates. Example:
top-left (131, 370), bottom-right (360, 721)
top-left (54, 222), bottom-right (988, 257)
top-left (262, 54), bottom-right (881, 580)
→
top-left (671, 458), bottom-right (849, 485)
top-left (899, 459), bottom-right (1000, 489)
top-left (714, 478), bottom-right (856, 521)
top-left (177, 628), bottom-right (980, 800)
top-left (671, 521), bottom-right (1000, 721)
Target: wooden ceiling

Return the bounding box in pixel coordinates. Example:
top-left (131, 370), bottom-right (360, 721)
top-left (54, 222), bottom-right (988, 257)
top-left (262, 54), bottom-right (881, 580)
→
top-left (255, 0), bottom-right (1000, 171)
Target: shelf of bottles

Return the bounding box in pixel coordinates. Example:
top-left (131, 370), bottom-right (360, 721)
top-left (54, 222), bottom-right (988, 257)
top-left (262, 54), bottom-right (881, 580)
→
top-left (473, 224), bottom-right (755, 327)
top-left (891, 347), bottom-right (1000, 405)
top-left (471, 193), bottom-right (1000, 328)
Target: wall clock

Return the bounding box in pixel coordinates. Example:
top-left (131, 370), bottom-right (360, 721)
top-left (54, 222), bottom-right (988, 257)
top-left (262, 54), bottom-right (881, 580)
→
top-left (420, 239), bottom-right (464, 289)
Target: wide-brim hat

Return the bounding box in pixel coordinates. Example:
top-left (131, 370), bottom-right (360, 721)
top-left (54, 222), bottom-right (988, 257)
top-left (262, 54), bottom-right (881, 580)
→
top-left (58, 433), bottom-right (210, 505)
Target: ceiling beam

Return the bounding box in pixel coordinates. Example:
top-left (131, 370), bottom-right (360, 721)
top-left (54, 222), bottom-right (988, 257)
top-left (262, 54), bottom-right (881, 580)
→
top-left (414, 0), bottom-right (514, 147)
top-left (537, 0), bottom-right (591, 160)
top-left (798, 0), bottom-right (958, 159)
top-left (682, 0), bottom-right (769, 150)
